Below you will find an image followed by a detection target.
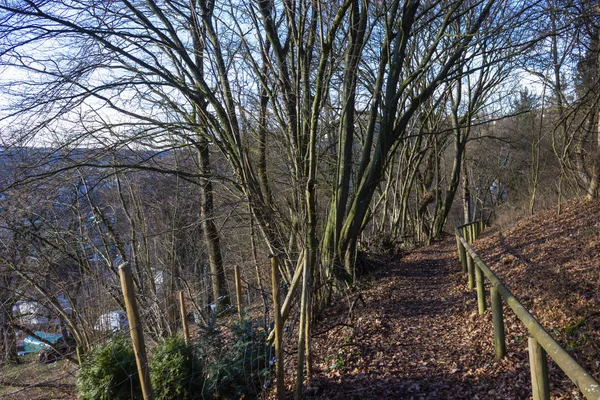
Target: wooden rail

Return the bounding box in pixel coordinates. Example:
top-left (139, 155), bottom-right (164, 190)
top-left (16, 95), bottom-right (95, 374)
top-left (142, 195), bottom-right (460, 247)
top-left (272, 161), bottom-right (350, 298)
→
top-left (455, 221), bottom-right (600, 400)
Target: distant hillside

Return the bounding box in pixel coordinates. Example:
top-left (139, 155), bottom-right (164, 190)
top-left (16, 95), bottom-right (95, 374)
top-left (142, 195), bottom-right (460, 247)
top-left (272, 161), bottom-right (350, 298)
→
top-left (474, 197), bottom-right (600, 380)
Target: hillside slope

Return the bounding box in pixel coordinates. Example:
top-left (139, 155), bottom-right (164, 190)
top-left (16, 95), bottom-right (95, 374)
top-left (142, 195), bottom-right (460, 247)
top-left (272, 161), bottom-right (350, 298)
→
top-left (474, 198), bottom-right (600, 382)
top-left (297, 198), bottom-right (600, 399)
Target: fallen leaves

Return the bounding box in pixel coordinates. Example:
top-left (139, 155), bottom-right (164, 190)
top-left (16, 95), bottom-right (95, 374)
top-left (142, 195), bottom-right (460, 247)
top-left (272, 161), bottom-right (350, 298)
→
top-left (474, 197), bottom-right (600, 385)
top-left (298, 239), bottom-right (552, 399)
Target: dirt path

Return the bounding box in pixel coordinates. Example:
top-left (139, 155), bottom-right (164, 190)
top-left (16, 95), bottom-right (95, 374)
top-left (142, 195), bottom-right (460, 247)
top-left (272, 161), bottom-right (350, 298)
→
top-left (305, 236), bottom-right (578, 399)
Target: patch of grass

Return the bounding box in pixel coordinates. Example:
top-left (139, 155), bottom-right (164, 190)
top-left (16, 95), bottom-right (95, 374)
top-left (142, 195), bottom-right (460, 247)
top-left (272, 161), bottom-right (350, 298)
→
top-left (0, 355), bottom-right (76, 398)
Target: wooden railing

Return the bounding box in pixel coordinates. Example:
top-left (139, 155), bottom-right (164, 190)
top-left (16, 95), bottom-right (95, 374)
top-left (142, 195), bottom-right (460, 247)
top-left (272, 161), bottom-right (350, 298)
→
top-left (455, 221), bottom-right (600, 400)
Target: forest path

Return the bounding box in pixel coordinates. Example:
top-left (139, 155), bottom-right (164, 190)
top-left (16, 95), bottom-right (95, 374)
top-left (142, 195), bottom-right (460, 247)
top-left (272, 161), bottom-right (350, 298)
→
top-left (305, 236), bottom-right (543, 399)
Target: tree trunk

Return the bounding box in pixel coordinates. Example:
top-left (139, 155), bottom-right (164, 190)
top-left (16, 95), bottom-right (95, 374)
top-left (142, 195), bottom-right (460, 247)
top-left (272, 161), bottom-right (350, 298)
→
top-left (586, 27), bottom-right (600, 200)
top-left (323, 0), bottom-right (367, 280)
top-left (587, 112), bottom-right (600, 200)
top-left (432, 129), bottom-right (465, 239)
top-left (190, 6), bottom-right (228, 305)
top-left (258, 42), bottom-right (273, 207)
top-left (0, 302), bottom-right (17, 364)
top-left (462, 154), bottom-right (472, 224)
top-left (197, 140), bottom-right (228, 305)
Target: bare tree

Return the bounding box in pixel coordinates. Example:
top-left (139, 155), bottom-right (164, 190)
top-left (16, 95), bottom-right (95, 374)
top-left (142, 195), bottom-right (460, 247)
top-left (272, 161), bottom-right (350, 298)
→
top-left (0, 0), bottom-right (544, 391)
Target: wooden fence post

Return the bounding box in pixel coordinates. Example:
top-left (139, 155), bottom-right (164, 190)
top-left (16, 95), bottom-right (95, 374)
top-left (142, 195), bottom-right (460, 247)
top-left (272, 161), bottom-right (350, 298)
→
top-left (475, 265), bottom-right (486, 314)
top-left (234, 265), bottom-right (243, 322)
top-left (179, 291), bottom-right (190, 344)
top-left (490, 286), bottom-right (506, 359)
top-left (270, 255), bottom-right (285, 400)
top-left (529, 336), bottom-right (550, 400)
top-left (466, 252), bottom-right (475, 290)
top-left (119, 264), bottom-right (153, 400)
top-left (455, 234), bottom-right (462, 263)
top-left (456, 235), bottom-right (468, 273)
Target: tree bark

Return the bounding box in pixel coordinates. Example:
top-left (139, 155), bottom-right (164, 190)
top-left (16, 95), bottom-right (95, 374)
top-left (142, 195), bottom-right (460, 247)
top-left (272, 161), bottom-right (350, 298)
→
top-left (0, 292), bottom-right (17, 364)
top-left (462, 154), bottom-right (472, 224)
top-left (197, 140), bottom-right (228, 305)
top-left (585, 27), bottom-right (600, 200)
top-left (433, 128), bottom-right (465, 239)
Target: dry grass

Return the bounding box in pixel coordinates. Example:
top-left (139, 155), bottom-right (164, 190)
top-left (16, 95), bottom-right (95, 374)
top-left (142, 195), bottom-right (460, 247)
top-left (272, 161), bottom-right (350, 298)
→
top-left (0, 354), bottom-right (77, 400)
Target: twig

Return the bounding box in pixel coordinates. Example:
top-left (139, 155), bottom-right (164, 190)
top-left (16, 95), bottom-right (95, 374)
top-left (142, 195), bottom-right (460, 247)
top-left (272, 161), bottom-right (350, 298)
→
top-left (348, 293), bottom-right (365, 320)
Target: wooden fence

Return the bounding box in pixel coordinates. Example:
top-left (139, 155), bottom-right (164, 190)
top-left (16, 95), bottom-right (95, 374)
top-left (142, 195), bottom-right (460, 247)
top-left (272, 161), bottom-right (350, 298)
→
top-left (456, 221), bottom-right (600, 400)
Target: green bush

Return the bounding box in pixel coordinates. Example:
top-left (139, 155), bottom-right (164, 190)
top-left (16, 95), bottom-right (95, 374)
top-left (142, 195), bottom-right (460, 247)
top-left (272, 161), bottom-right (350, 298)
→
top-left (150, 335), bottom-right (204, 400)
top-left (205, 319), bottom-right (273, 399)
top-left (77, 336), bottom-right (142, 400)
top-left (77, 319), bottom-right (273, 400)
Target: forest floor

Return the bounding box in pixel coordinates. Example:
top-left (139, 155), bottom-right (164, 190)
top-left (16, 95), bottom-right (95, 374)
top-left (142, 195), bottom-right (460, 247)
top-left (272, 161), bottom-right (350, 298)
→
top-left (300, 198), bottom-right (600, 399)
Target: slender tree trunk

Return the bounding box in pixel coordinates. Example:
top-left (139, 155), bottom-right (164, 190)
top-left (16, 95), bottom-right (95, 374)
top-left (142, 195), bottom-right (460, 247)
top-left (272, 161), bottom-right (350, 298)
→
top-left (586, 28), bottom-right (600, 200)
top-left (249, 204), bottom-right (269, 327)
top-left (0, 296), bottom-right (18, 364)
top-left (190, 3), bottom-right (228, 305)
top-left (433, 128), bottom-right (465, 238)
top-left (587, 112), bottom-right (600, 200)
top-left (548, 0), bottom-right (570, 212)
top-left (462, 154), bottom-right (471, 224)
top-left (323, 0), bottom-right (367, 280)
top-left (197, 140), bottom-right (228, 305)
top-left (530, 116), bottom-right (540, 215)
top-left (258, 42), bottom-right (273, 207)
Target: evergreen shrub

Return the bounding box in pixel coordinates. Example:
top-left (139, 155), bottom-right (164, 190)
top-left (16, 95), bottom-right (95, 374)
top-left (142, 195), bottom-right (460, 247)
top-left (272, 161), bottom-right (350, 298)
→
top-left (77, 336), bottom-right (142, 400)
top-left (205, 318), bottom-right (273, 399)
top-left (150, 335), bottom-right (204, 400)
